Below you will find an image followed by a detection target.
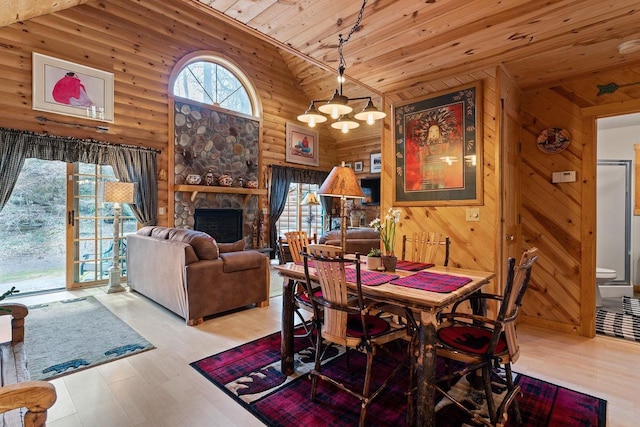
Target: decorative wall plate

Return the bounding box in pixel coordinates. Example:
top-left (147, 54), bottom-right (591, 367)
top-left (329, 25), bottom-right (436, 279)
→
top-left (537, 127), bottom-right (571, 154)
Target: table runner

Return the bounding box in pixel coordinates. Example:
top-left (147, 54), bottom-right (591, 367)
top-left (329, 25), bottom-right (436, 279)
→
top-left (395, 260), bottom-right (434, 271)
top-left (390, 271), bottom-right (472, 293)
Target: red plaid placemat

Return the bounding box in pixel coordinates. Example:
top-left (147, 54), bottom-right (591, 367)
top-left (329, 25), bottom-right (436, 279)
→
top-left (390, 271), bottom-right (472, 293)
top-left (295, 261), bottom-right (396, 286)
top-left (395, 260), bottom-right (434, 271)
top-left (345, 268), bottom-right (398, 286)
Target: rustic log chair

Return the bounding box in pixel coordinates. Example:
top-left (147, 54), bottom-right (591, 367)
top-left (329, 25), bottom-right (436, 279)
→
top-left (0, 303), bottom-right (57, 427)
top-left (433, 247), bottom-right (538, 426)
top-left (401, 231), bottom-right (450, 266)
top-left (280, 231), bottom-right (318, 344)
top-left (302, 244), bottom-right (409, 427)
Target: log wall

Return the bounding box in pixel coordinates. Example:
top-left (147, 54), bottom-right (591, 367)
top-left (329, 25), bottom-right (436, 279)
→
top-left (0, 0), bottom-right (338, 231)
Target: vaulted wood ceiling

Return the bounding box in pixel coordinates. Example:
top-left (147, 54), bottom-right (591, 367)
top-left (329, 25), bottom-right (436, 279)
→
top-left (5, 0), bottom-right (640, 104)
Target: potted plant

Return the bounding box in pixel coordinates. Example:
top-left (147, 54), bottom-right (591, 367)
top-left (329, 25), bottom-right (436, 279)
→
top-left (369, 208), bottom-right (402, 272)
top-left (365, 248), bottom-right (382, 271)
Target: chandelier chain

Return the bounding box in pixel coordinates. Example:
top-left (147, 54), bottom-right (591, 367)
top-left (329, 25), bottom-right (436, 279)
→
top-left (338, 0), bottom-right (368, 70)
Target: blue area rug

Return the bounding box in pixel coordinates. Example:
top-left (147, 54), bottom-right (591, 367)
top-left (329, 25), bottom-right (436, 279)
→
top-left (24, 296), bottom-right (155, 380)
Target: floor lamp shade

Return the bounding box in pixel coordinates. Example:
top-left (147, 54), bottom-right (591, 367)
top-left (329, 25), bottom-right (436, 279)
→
top-left (105, 181), bottom-right (135, 204)
top-left (319, 164), bottom-right (364, 252)
top-left (318, 165), bottom-right (364, 199)
top-left (300, 192), bottom-right (320, 206)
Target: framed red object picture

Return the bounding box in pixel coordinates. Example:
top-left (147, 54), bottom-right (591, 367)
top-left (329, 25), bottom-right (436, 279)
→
top-left (392, 82), bottom-right (482, 206)
top-left (32, 52), bottom-right (114, 122)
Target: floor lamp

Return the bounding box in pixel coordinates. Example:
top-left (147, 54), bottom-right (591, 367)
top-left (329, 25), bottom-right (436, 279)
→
top-left (104, 181), bottom-right (135, 293)
top-left (300, 191), bottom-right (320, 236)
top-left (318, 162), bottom-right (364, 253)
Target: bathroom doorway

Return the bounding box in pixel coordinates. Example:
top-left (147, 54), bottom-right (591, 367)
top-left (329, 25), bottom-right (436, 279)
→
top-left (596, 113), bottom-right (640, 299)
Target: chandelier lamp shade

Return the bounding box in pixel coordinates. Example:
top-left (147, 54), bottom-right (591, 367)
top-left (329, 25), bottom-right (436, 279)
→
top-left (296, 0), bottom-right (386, 133)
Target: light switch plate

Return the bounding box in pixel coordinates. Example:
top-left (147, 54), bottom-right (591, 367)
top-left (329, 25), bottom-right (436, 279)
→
top-left (466, 208), bottom-right (480, 222)
top-left (158, 207), bottom-right (165, 215)
top-left (552, 171), bottom-right (576, 183)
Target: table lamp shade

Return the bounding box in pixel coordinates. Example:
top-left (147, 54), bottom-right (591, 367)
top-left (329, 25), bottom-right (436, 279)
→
top-left (105, 181), bottom-right (135, 204)
top-left (300, 192), bottom-right (320, 206)
top-left (318, 165), bottom-right (364, 199)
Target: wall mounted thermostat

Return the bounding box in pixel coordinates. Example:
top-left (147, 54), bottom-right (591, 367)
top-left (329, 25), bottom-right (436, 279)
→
top-left (552, 171), bottom-right (576, 183)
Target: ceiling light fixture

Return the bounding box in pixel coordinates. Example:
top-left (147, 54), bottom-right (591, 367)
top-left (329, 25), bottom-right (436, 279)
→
top-left (297, 0), bottom-right (386, 133)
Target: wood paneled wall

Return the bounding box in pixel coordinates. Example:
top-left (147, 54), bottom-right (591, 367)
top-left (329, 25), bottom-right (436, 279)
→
top-left (381, 69), bottom-right (500, 276)
top-left (0, 0), bottom-right (337, 230)
top-left (519, 63), bottom-right (640, 336)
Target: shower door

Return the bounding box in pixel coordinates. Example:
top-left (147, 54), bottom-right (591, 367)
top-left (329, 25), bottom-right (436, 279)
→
top-left (596, 159), bottom-right (631, 285)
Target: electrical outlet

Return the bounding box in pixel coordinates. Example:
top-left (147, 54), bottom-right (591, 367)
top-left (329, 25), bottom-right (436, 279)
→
top-left (466, 208), bottom-right (480, 222)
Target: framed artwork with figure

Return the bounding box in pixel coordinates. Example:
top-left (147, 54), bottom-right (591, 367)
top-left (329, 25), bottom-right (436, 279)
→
top-left (286, 122), bottom-right (319, 166)
top-left (32, 52), bottom-right (114, 122)
top-left (392, 82), bottom-right (482, 206)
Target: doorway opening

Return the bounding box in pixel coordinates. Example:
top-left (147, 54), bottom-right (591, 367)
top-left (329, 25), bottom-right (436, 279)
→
top-left (596, 112), bottom-right (640, 314)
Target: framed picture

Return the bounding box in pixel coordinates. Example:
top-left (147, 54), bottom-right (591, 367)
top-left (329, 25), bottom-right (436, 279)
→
top-left (285, 122), bottom-right (319, 166)
top-left (392, 82), bottom-right (482, 206)
top-left (32, 52), bottom-right (114, 122)
top-left (345, 163), bottom-right (353, 169)
top-left (370, 153), bottom-right (382, 173)
top-left (354, 161), bottom-right (363, 172)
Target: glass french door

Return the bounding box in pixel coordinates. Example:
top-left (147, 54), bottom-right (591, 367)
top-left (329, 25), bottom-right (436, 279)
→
top-left (67, 163), bottom-right (137, 288)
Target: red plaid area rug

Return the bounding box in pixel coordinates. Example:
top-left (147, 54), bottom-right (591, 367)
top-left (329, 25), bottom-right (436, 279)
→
top-left (190, 331), bottom-right (606, 426)
top-left (390, 271), bottom-right (472, 292)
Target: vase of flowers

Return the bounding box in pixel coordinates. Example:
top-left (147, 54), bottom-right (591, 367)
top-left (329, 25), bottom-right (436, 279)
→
top-left (369, 208), bottom-right (401, 272)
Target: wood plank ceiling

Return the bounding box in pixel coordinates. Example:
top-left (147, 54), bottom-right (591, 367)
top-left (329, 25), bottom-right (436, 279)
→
top-left (4, 1), bottom-right (640, 107)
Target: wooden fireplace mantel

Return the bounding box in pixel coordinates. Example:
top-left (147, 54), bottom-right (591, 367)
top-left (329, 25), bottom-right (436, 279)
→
top-left (174, 184), bottom-right (267, 204)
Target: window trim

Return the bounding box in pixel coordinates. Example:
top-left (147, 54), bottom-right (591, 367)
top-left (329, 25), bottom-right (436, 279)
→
top-left (169, 51), bottom-right (261, 118)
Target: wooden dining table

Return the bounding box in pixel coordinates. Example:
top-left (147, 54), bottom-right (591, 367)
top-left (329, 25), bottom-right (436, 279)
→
top-left (274, 261), bottom-right (495, 427)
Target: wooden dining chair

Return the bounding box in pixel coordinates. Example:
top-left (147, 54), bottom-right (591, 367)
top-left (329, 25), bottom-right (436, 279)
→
top-left (401, 231), bottom-right (450, 266)
top-left (433, 247), bottom-right (538, 426)
top-left (302, 244), bottom-right (409, 427)
top-left (283, 231), bottom-right (319, 344)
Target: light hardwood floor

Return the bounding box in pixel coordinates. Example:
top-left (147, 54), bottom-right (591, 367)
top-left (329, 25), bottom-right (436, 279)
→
top-left (10, 284), bottom-right (640, 427)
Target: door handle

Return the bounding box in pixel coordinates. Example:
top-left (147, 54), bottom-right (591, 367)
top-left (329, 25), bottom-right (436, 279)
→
top-left (68, 210), bottom-right (75, 225)
top-left (505, 234), bottom-right (515, 241)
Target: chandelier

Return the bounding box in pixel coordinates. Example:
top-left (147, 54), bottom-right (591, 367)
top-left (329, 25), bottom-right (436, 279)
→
top-left (296, 0), bottom-right (386, 133)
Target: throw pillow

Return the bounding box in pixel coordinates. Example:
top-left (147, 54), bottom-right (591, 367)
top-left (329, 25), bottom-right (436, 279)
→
top-left (218, 239), bottom-right (246, 253)
top-left (168, 228), bottom-right (219, 260)
top-left (622, 296), bottom-right (640, 317)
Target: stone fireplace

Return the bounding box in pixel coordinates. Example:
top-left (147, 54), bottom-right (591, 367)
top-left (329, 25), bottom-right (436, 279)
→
top-left (173, 100), bottom-right (260, 247)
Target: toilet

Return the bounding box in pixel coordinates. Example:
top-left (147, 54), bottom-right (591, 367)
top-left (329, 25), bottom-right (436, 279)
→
top-left (595, 267), bottom-right (617, 307)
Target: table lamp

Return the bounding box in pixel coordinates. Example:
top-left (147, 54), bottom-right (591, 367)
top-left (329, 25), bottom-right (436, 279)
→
top-left (318, 162), bottom-right (364, 252)
top-left (104, 181), bottom-right (135, 293)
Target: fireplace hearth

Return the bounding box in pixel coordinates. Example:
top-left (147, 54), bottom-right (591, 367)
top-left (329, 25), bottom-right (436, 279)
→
top-left (194, 209), bottom-right (243, 243)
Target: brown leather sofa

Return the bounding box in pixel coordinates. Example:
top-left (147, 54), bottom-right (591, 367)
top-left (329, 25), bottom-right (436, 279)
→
top-left (318, 227), bottom-right (380, 255)
top-left (127, 226), bottom-right (269, 325)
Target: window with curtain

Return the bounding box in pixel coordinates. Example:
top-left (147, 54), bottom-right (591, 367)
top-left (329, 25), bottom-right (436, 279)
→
top-left (276, 183), bottom-right (324, 239)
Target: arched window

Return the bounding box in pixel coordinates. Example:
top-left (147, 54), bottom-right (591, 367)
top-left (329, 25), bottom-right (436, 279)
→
top-left (171, 55), bottom-right (257, 117)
